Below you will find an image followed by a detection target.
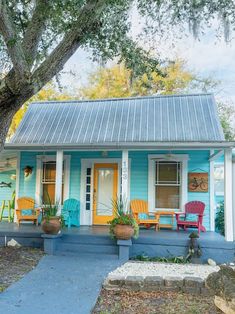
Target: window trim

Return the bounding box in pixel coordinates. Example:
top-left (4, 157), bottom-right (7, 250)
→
top-left (148, 154), bottom-right (188, 212)
top-left (35, 155), bottom-right (70, 205)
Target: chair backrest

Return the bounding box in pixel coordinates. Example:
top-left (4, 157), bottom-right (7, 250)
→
top-left (185, 201), bottom-right (205, 215)
top-left (130, 199), bottom-right (148, 215)
top-left (63, 198), bottom-right (80, 212)
top-left (17, 197), bottom-right (35, 210)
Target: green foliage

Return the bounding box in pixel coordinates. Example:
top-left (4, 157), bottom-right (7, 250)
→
top-left (215, 201), bottom-right (225, 236)
top-left (132, 253), bottom-right (189, 264)
top-left (108, 197), bottom-right (139, 239)
top-left (80, 60), bottom-right (214, 99)
top-left (217, 102), bottom-right (235, 141)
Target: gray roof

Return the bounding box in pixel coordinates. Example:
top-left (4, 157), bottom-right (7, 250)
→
top-left (10, 94), bottom-right (225, 146)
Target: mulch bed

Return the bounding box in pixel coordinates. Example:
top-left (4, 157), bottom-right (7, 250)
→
top-left (0, 247), bottom-right (44, 292)
top-left (93, 289), bottom-right (222, 314)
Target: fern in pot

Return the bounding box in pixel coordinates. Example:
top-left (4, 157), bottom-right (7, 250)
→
top-left (108, 197), bottom-right (139, 240)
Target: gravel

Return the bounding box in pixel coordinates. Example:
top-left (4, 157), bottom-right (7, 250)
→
top-left (109, 261), bottom-right (219, 280)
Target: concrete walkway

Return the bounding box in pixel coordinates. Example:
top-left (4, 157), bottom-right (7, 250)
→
top-left (0, 254), bottom-right (122, 314)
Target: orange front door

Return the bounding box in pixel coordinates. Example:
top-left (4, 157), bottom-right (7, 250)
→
top-left (93, 163), bottom-right (118, 225)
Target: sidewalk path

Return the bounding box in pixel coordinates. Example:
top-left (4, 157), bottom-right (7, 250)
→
top-left (0, 254), bottom-right (121, 314)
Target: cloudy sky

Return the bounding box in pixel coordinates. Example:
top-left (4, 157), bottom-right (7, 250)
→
top-left (60, 15), bottom-right (235, 104)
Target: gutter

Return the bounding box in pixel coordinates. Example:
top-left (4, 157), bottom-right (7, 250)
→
top-left (4, 141), bottom-right (235, 151)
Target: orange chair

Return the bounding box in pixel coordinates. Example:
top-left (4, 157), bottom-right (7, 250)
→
top-left (130, 199), bottom-right (159, 231)
top-left (16, 197), bottom-right (40, 226)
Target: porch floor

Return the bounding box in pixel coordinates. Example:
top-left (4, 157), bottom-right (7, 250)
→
top-left (0, 222), bottom-right (234, 263)
top-left (0, 221), bottom-right (231, 245)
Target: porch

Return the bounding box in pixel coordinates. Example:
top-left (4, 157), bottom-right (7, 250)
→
top-left (0, 222), bottom-right (233, 263)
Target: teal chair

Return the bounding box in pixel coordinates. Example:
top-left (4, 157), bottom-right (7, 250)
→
top-left (62, 198), bottom-right (80, 227)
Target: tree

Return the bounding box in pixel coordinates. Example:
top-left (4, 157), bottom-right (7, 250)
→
top-left (79, 61), bottom-right (215, 99)
top-left (8, 83), bottom-right (72, 138)
top-left (217, 102), bottom-right (235, 141)
top-left (0, 0), bottom-right (235, 149)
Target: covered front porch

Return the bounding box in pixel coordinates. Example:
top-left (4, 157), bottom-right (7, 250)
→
top-left (0, 145), bottom-right (235, 242)
top-left (0, 222), bottom-right (234, 263)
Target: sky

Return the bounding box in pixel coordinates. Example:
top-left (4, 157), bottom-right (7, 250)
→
top-left (60, 12), bottom-right (235, 105)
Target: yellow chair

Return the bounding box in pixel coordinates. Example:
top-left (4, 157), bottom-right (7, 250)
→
top-left (16, 197), bottom-right (40, 226)
top-left (130, 199), bottom-right (159, 231)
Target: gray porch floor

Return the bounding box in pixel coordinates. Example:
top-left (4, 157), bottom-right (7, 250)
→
top-left (0, 222), bottom-right (233, 251)
top-left (0, 221), bottom-right (231, 243)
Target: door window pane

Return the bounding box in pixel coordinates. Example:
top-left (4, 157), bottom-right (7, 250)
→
top-left (96, 168), bottom-right (114, 216)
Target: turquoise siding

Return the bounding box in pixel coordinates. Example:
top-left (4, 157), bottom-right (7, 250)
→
top-left (19, 150), bottom-right (211, 230)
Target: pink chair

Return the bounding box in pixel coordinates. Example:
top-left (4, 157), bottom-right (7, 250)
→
top-left (175, 201), bottom-right (206, 234)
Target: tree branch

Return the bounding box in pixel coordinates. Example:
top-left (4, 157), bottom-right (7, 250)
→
top-left (32, 0), bottom-right (106, 90)
top-left (0, 0), bottom-right (29, 76)
top-left (23, 0), bottom-right (51, 67)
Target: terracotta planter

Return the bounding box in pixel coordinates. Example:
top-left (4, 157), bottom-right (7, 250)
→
top-left (41, 216), bottom-right (61, 235)
top-left (113, 224), bottom-right (134, 240)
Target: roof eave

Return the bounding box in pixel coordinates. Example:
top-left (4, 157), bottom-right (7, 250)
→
top-left (4, 141), bottom-right (235, 151)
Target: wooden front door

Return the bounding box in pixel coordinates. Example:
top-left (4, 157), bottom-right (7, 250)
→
top-left (93, 163), bottom-right (118, 225)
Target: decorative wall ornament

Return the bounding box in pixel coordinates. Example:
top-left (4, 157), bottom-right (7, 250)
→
top-left (188, 172), bottom-right (208, 192)
top-left (23, 165), bottom-right (33, 177)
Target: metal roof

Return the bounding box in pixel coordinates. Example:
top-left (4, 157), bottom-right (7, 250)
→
top-left (10, 94), bottom-right (225, 146)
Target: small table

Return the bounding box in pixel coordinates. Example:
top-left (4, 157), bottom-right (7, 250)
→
top-left (155, 211), bottom-right (175, 230)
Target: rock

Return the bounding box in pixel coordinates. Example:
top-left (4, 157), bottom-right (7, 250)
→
top-left (214, 296), bottom-right (235, 314)
top-left (208, 258), bottom-right (216, 266)
top-left (7, 239), bottom-right (21, 248)
top-left (206, 266), bottom-right (235, 314)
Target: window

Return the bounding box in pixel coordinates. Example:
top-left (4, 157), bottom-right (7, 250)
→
top-left (41, 161), bottom-right (64, 204)
top-left (155, 161), bottom-right (181, 209)
top-left (214, 164), bottom-right (224, 196)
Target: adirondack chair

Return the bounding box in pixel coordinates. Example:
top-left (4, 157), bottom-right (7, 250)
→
top-left (16, 197), bottom-right (40, 226)
top-left (130, 199), bottom-right (159, 231)
top-left (175, 201), bottom-right (206, 234)
top-left (62, 198), bottom-right (80, 227)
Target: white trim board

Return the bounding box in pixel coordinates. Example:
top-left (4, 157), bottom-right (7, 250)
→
top-left (148, 154), bottom-right (188, 212)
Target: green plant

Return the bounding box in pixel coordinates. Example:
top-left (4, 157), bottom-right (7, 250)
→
top-left (108, 197), bottom-right (139, 239)
top-left (42, 191), bottom-right (61, 223)
top-left (131, 253), bottom-right (189, 264)
top-left (215, 201), bottom-right (225, 235)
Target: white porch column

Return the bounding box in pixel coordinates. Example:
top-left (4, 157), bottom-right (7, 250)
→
top-left (232, 157), bottom-right (235, 241)
top-left (121, 150), bottom-right (129, 211)
top-left (209, 149), bottom-right (215, 231)
top-left (224, 148), bottom-right (234, 241)
top-left (55, 150), bottom-right (63, 212)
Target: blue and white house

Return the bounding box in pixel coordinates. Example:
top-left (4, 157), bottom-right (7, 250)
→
top-left (1, 93), bottom-right (235, 243)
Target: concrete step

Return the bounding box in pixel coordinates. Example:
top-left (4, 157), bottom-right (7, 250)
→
top-left (61, 234), bottom-right (115, 246)
top-left (57, 242), bottom-right (118, 255)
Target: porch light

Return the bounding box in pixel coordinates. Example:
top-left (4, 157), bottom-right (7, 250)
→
top-left (23, 165), bottom-right (33, 177)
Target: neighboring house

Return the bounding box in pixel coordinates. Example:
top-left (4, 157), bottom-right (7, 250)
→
top-left (1, 93), bottom-right (235, 241)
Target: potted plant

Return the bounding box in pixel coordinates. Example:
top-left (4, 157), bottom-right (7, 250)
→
top-left (108, 197), bottom-right (139, 240)
top-left (41, 195), bottom-right (62, 235)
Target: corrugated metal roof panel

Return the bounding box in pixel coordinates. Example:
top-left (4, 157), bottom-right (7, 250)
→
top-left (10, 94), bottom-right (225, 145)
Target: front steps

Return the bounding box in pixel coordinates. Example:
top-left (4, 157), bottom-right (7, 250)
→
top-left (55, 233), bottom-right (119, 256)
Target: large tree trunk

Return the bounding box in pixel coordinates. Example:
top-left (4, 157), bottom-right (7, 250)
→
top-left (0, 102), bottom-right (17, 150)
